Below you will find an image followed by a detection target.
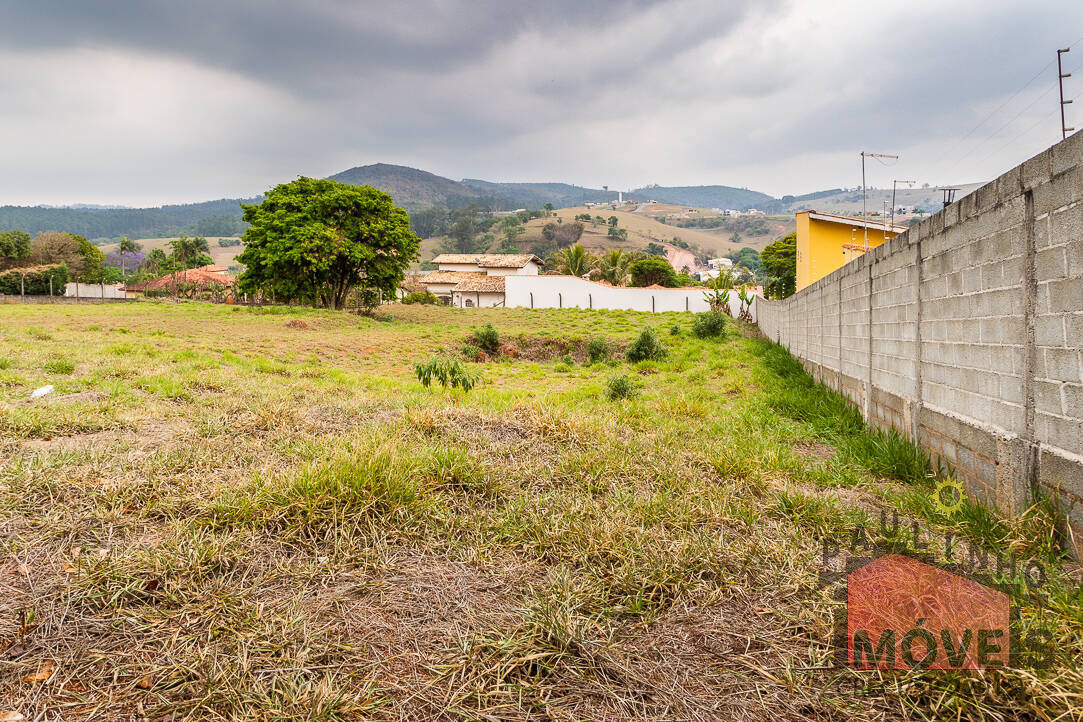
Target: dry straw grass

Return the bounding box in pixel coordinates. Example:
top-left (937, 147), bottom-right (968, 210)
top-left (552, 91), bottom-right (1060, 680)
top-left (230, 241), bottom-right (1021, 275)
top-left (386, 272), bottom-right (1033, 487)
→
top-left (0, 301), bottom-right (1079, 720)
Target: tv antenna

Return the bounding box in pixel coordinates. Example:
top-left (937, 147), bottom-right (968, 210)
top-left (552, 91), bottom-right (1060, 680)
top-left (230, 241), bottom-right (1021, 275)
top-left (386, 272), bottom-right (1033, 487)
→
top-left (1058, 48), bottom-right (1074, 140)
top-left (861, 152), bottom-right (898, 244)
top-left (891, 179), bottom-right (915, 228)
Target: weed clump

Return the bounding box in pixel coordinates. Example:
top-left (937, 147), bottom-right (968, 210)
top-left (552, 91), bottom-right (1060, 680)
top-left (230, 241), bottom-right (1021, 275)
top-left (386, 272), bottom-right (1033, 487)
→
top-left (691, 310), bottom-right (728, 339)
top-left (415, 356), bottom-right (480, 392)
top-left (473, 323), bottom-right (500, 353)
top-left (586, 336), bottom-right (611, 363)
top-left (606, 374), bottom-right (638, 400)
top-left (625, 328), bottom-right (667, 362)
top-left (44, 357), bottom-right (75, 374)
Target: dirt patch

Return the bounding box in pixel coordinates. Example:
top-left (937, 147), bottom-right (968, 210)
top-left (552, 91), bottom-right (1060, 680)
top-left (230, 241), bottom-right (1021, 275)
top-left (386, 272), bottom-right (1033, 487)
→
top-left (284, 319), bottom-right (309, 329)
top-left (322, 552), bottom-right (530, 711)
top-left (794, 440), bottom-right (836, 460)
top-left (457, 334), bottom-right (626, 363)
top-left (19, 417), bottom-right (189, 453)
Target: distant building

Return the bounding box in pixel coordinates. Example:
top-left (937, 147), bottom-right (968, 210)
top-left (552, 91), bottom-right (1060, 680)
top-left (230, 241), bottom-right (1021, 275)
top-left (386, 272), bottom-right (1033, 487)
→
top-left (125, 265), bottom-right (236, 299)
top-left (795, 211), bottom-right (906, 292)
top-left (418, 254), bottom-right (544, 307)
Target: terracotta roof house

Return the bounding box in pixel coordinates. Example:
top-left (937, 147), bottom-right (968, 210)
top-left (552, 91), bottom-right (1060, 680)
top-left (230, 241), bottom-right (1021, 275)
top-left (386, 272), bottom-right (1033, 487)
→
top-left (419, 253), bottom-right (544, 307)
top-left (127, 268), bottom-right (237, 298)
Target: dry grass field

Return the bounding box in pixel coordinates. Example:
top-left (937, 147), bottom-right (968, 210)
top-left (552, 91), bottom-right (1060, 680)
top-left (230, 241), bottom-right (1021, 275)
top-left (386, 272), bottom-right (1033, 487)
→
top-left (0, 302), bottom-right (1080, 720)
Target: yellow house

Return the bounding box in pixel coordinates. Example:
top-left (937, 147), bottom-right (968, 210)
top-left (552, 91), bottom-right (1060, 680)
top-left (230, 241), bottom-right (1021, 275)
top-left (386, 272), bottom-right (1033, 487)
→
top-left (795, 211), bottom-right (907, 291)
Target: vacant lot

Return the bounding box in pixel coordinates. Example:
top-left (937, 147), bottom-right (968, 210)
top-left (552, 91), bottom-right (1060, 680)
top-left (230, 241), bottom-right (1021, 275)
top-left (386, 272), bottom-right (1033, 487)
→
top-left (0, 303), bottom-right (1079, 720)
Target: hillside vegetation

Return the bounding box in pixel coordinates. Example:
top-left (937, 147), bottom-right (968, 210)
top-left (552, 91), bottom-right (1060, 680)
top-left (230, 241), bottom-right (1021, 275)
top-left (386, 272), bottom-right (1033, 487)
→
top-left (0, 302), bottom-right (1077, 720)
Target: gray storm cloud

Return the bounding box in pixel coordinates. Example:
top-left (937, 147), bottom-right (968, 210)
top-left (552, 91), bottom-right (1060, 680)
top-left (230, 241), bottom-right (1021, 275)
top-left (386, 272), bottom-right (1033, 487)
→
top-left (0, 0), bottom-right (1080, 205)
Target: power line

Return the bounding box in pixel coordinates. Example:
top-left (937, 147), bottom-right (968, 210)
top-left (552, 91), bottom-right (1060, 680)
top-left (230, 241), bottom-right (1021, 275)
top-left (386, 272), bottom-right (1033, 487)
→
top-left (946, 57), bottom-right (1083, 173)
top-left (972, 86), bottom-right (1083, 169)
top-left (940, 33), bottom-right (1083, 168)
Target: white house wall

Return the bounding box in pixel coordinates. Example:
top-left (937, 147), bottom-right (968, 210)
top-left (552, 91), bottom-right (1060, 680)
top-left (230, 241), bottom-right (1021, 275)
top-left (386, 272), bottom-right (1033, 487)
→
top-left (485, 262), bottom-right (540, 276)
top-left (504, 276), bottom-right (752, 319)
top-left (453, 291), bottom-right (505, 308)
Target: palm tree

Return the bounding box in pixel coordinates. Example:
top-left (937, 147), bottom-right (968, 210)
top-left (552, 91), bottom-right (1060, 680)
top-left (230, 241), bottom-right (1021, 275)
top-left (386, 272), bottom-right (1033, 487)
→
top-left (168, 236), bottom-right (211, 271)
top-left (594, 248), bottom-right (634, 285)
top-left (551, 244), bottom-right (595, 277)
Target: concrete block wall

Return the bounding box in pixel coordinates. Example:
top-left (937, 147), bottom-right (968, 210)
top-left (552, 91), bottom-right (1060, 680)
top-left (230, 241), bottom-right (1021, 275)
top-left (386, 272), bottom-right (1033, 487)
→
top-left (756, 131), bottom-right (1083, 556)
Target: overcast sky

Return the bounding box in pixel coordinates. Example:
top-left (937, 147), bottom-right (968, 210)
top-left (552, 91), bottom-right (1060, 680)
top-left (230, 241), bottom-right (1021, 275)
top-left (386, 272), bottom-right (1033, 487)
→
top-left (1, 0), bottom-right (1082, 207)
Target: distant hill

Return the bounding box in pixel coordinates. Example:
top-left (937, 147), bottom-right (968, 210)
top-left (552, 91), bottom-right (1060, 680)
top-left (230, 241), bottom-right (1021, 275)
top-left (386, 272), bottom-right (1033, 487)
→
top-left (326, 163), bottom-right (498, 212)
top-left (0, 197), bottom-right (256, 242)
top-left (630, 185), bottom-right (776, 211)
top-left (460, 180), bottom-right (616, 208)
top-left (0, 159), bottom-right (977, 242)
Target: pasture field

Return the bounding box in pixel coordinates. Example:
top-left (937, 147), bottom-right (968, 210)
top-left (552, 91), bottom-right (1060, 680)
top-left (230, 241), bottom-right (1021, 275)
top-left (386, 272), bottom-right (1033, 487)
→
top-left (0, 302), bottom-right (1080, 720)
top-left (418, 205), bottom-right (792, 264)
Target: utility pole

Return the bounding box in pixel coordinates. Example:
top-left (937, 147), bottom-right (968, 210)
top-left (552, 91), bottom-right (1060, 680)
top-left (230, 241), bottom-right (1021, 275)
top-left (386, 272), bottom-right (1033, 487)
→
top-left (891, 180), bottom-right (915, 228)
top-left (1058, 48), bottom-right (1074, 140)
top-left (861, 152), bottom-right (898, 245)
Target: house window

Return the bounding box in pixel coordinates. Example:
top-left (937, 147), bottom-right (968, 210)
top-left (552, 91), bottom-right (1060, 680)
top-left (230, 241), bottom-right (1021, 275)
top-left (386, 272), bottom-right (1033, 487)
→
top-left (464, 298), bottom-right (474, 307)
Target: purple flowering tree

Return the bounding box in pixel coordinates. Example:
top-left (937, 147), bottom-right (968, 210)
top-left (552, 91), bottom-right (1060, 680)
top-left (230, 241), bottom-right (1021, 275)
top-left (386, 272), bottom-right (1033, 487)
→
top-left (105, 250), bottom-right (146, 275)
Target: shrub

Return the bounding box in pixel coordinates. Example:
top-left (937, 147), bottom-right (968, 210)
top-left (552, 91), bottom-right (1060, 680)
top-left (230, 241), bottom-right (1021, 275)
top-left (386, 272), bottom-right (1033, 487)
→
top-left (402, 289), bottom-right (439, 305)
top-left (691, 310), bottom-right (728, 339)
top-left (670, 324), bottom-right (681, 336)
top-left (414, 357), bottom-right (480, 392)
top-left (561, 354), bottom-right (574, 366)
top-left (606, 374), bottom-right (638, 400)
top-left (473, 323), bottom-right (500, 353)
top-left (626, 328), bottom-right (668, 362)
top-left (0, 264), bottom-right (69, 295)
top-left (629, 258), bottom-right (678, 287)
top-left (586, 336), bottom-right (610, 363)
top-left (461, 343), bottom-right (482, 359)
top-left (44, 357), bottom-right (75, 374)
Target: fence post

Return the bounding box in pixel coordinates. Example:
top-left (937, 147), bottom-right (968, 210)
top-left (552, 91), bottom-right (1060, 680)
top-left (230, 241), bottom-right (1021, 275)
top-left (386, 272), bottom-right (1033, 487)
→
top-left (21, 273), bottom-right (25, 298)
top-left (49, 276), bottom-right (53, 297)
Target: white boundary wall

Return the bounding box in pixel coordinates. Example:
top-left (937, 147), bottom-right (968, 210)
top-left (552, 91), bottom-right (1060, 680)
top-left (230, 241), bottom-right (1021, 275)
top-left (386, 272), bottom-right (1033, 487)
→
top-left (504, 275), bottom-right (753, 319)
top-left (65, 283), bottom-right (126, 299)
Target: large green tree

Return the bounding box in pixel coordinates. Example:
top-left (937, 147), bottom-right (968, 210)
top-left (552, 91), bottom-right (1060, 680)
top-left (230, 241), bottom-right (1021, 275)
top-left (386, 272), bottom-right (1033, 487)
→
top-left (760, 233), bottom-right (796, 299)
top-left (237, 178), bottom-right (419, 310)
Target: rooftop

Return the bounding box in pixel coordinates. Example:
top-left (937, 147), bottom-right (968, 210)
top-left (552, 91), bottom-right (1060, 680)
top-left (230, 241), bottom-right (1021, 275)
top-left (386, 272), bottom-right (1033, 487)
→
top-left (432, 253), bottom-right (544, 268)
top-left (453, 275), bottom-right (506, 293)
top-left (418, 270), bottom-right (486, 285)
top-left (127, 268), bottom-right (236, 292)
top-left (802, 210), bottom-right (908, 234)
